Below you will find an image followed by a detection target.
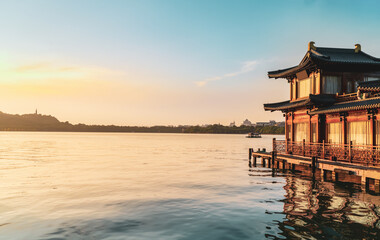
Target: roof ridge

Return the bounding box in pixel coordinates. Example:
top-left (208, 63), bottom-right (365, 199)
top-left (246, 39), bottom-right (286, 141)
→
top-left (316, 47), bottom-right (354, 50)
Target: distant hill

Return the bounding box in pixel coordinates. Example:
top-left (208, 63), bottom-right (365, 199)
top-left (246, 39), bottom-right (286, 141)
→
top-left (0, 111), bottom-right (284, 134)
top-left (0, 111), bottom-right (179, 132)
top-left (0, 112), bottom-right (67, 131)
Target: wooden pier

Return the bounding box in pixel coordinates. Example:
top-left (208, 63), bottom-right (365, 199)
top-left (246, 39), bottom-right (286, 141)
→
top-left (249, 147), bottom-right (380, 194)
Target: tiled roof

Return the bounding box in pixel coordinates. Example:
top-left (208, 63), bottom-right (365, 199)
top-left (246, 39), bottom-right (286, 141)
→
top-left (310, 97), bottom-right (380, 115)
top-left (357, 80), bottom-right (380, 93)
top-left (268, 46), bottom-right (380, 79)
top-left (264, 99), bottom-right (309, 112)
top-left (264, 94), bottom-right (336, 112)
top-left (311, 48), bottom-right (380, 64)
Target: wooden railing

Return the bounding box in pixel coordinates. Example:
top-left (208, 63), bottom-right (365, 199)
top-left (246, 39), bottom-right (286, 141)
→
top-left (336, 93), bottom-right (358, 102)
top-left (273, 139), bottom-right (380, 166)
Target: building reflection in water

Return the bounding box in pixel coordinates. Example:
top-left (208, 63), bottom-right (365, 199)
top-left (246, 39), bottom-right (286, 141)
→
top-left (274, 175), bottom-right (380, 239)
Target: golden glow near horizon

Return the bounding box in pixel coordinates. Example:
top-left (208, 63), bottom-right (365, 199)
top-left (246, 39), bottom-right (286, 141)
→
top-left (0, 61), bottom-right (134, 96)
top-left (0, 57), bottom-right (287, 126)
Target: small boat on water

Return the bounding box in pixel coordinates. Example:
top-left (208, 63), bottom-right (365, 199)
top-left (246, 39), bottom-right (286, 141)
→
top-left (246, 132), bottom-right (261, 138)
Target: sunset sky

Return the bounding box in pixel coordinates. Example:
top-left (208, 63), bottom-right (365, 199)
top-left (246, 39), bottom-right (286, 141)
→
top-left (1, 0), bottom-right (380, 126)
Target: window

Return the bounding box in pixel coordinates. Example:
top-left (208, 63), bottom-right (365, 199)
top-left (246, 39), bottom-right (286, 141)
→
top-left (294, 123), bottom-right (309, 142)
top-left (311, 123), bottom-right (317, 143)
top-left (376, 121), bottom-right (380, 146)
top-left (322, 76), bottom-right (341, 94)
top-left (326, 122), bottom-right (342, 144)
top-left (297, 78), bottom-right (310, 98)
top-left (347, 121), bottom-right (371, 145)
top-left (312, 75), bottom-right (316, 94)
top-left (346, 80), bottom-right (358, 93)
top-left (292, 82), bottom-right (297, 100)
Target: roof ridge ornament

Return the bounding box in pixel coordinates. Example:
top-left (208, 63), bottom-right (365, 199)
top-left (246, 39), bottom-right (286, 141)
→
top-left (355, 44), bottom-right (361, 53)
top-left (308, 41), bottom-right (316, 51)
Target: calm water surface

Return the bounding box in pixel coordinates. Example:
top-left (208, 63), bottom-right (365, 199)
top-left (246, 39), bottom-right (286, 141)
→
top-left (0, 132), bottom-right (379, 240)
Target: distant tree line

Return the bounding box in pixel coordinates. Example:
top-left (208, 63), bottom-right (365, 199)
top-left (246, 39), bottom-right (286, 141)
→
top-left (184, 124), bottom-right (284, 134)
top-left (0, 112), bottom-right (284, 134)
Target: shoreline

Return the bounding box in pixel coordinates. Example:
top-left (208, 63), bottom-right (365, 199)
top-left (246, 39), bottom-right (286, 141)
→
top-left (0, 130), bottom-right (285, 135)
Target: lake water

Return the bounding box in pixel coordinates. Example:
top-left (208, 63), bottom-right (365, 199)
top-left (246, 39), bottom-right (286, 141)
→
top-left (0, 132), bottom-right (379, 240)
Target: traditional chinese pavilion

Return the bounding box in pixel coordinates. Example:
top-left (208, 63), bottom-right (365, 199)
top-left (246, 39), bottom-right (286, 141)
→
top-left (264, 42), bottom-right (380, 166)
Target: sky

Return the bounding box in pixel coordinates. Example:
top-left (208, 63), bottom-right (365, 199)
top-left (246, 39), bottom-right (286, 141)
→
top-left (1, 0), bottom-right (380, 126)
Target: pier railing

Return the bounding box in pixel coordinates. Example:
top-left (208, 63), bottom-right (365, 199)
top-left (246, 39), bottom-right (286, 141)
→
top-left (273, 139), bottom-right (380, 166)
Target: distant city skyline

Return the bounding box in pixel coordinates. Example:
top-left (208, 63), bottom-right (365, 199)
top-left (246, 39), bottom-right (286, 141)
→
top-left (1, 0), bottom-right (380, 126)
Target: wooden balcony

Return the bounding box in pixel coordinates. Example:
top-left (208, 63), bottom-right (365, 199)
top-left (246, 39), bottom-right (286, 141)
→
top-left (273, 139), bottom-right (380, 167)
top-left (335, 92), bottom-right (358, 102)
top-left (335, 92), bottom-right (380, 103)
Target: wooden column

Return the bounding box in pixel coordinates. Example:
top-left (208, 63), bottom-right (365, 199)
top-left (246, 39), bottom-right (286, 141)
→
top-left (341, 114), bottom-right (347, 145)
top-left (371, 113), bottom-right (376, 147)
top-left (291, 112), bottom-right (294, 142)
top-left (322, 140), bottom-right (325, 159)
top-left (302, 139), bottom-right (305, 156)
top-left (317, 70), bottom-right (321, 94)
top-left (349, 141), bottom-right (352, 163)
top-left (309, 114), bottom-right (312, 143)
top-left (285, 114), bottom-right (288, 139)
top-left (370, 112), bottom-right (376, 166)
top-left (290, 80), bottom-right (293, 100)
top-left (285, 116), bottom-right (290, 153)
top-left (285, 113), bottom-right (289, 153)
top-left (316, 116), bottom-right (319, 143)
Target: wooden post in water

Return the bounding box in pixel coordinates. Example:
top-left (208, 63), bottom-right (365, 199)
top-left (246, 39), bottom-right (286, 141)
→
top-left (249, 148), bottom-right (253, 160)
top-left (363, 177), bottom-right (369, 191)
top-left (312, 157), bottom-right (317, 178)
top-left (375, 179), bottom-right (380, 194)
top-left (282, 160), bottom-right (286, 172)
top-left (271, 151), bottom-right (275, 176)
top-left (253, 157), bottom-right (257, 166)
